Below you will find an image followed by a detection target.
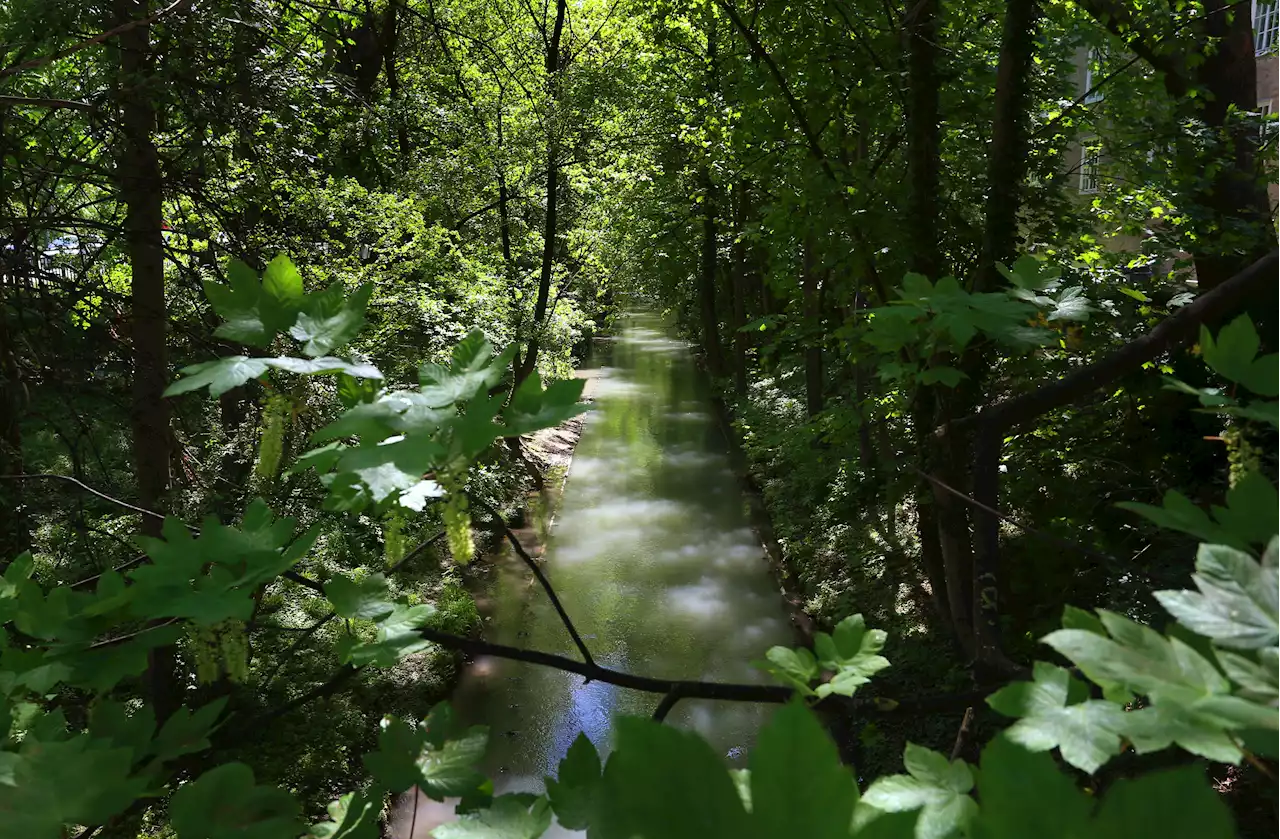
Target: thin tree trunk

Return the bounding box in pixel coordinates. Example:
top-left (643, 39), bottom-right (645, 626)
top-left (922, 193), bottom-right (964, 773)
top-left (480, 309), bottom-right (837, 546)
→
top-left (729, 186), bottom-right (749, 397)
top-left (966, 0), bottom-right (1039, 668)
top-left (0, 281), bottom-right (27, 560)
top-left (801, 236), bottom-right (823, 418)
top-left (516, 0), bottom-right (567, 385)
top-left (382, 0), bottom-right (410, 161)
top-left (1187, 6), bottom-right (1274, 336)
top-left (698, 169), bottom-right (724, 379)
top-left (697, 0), bottom-right (725, 379)
top-left (115, 0), bottom-right (177, 721)
top-left (904, 0), bottom-right (956, 634)
top-left (906, 0), bottom-right (942, 281)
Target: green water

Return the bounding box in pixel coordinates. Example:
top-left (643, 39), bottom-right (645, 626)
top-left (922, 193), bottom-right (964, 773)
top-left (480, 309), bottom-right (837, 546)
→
top-left (397, 315), bottom-right (793, 835)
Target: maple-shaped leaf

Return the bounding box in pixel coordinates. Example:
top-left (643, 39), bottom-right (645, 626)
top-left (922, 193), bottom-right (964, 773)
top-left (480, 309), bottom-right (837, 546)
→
top-left (337, 604), bottom-right (436, 667)
top-left (502, 372), bottom-right (588, 437)
top-left (169, 762), bottom-right (301, 839)
top-left (290, 282), bottom-right (373, 358)
top-left (324, 573), bottom-right (396, 622)
top-left (1215, 647), bottom-right (1278, 703)
top-left (750, 701), bottom-right (857, 839)
top-left (861, 743), bottom-right (977, 839)
top-left (433, 795), bottom-right (552, 839)
top-left (545, 733), bottom-right (601, 831)
top-left (165, 355), bottom-right (381, 399)
top-left (594, 716), bottom-right (751, 839)
top-left (757, 645), bottom-right (820, 695)
top-left (308, 790), bottom-right (381, 839)
top-left (986, 661), bottom-right (1126, 773)
top-left (813, 613), bottom-right (890, 698)
top-left (362, 710), bottom-right (488, 800)
top-left (1154, 540), bottom-right (1278, 651)
top-left (203, 257), bottom-right (303, 347)
top-left (165, 356), bottom-right (271, 398)
top-left (417, 331), bottom-right (516, 407)
top-left (1041, 608), bottom-right (1268, 763)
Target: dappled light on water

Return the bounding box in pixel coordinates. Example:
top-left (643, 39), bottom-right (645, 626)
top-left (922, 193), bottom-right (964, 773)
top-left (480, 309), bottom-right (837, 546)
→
top-left (408, 313), bottom-right (792, 834)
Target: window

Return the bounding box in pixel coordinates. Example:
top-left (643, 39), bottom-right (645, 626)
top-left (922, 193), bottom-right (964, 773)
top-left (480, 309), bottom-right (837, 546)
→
top-left (1083, 48), bottom-right (1104, 103)
top-left (1079, 138), bottom-right (1100, 194)
top-left (1256, 1), bottom-right (1279, 55)
top-left (1261, 101), bottom-right (1276, 141)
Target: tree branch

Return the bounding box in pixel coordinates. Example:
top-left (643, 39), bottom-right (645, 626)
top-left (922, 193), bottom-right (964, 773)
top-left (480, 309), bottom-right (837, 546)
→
top-left (960, 248), bottom-right (1279, 433)
top-left (0, 95), bottom-right (98, 112)
top-left (474, 498), bottom-right (597, 669)
top-left (416, 624), bottom-right (990, 715)
top-left (0, 472), bottom-right (328, 595)
top-left (0, 0), bottom-right (198, 80)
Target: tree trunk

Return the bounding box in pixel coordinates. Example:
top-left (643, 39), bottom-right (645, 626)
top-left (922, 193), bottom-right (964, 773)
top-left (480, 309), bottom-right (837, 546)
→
top-left (729, 186), bottom-right (749, 397)
top-left (904, 0), bottom-right (956, 633)
top-left (515, 0), bottom-right (567, 385)
top-left (382, 0), bottom-right (410, 161)
top-left (0, 281), bottom-right (28, 560)
top-left (114, 0), bottom-right (178, 721)
top-left (906, 0), bottom-right (943, 281)
top-left (1187, 6), bottom-right (1275, 336)
top-left (698, 169), bottom-right (725, 379)
top-left (697, 0), bottom-right (725, 379)
top-left (801, 236), bottom-right (823, 418)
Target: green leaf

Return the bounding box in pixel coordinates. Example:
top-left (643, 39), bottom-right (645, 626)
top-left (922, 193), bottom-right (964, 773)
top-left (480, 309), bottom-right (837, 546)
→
top-left (325, 573), bottom-right (395, 622)
top-left (170, 762), bottom-right (301, 839)
top-left (1042, 610), bottom-right (1253, 762)
top-left (861, 743), bottom-right (976, 839)
top-left (1211, 473), bottom-right (1280, 548)
top-left (594, 716), bottom-right (750, 839)
top-left (290, 283), bottom-right (373, 357)
top-left (151, 698), bottom-right (229, 764)
top-left (362, 713), bottom-right (488, 800)
top-left (131, 509), bottom-right (311, 626)
top-left (339, 604), bottom-right (436, 667)
top-left (1153, 542), bottom-right (1278, 650)
top-left (1241, 353), bottom-right (1279, 397)
top-left (545, 733), bottom-right (601, 830)
top-left (918, 366), bottom-right (965, 387)
top-left (265, 356), bottom-right (382, 380)
top-left (433, 795), bottom-right (552, 839)
top-left (749, 701), bottom-right (857, 839)
top-left (262, 253), bottom-right (304, 304)
top-left (417, 331), bottom-right (516, 407)
top-left (503, 374), bottom-right (589, 437)
top-left (985, 662), bottom-right (1125, 773)
top-left (1216, 648), bottom-right (1278, 702)
top-left (970, 736), bottom-right (1090, 839)
top-left (1091, 765), bottom-right (1235, 838)
top-left (1116, 490), bottom-right (1250, 552)
top-left (0, 734), bottom-right (152, 839)
top-left (758, 645), bottom-right (819, 695)
top-left (204, 259), bottom-right (300, 347)
top-left (165, 356), bottom-right (270, 398)
top-left (1201, 316), bottom-right (1260, 385)
top-left (812, 614), bottom-right (890, 698)
top-left (309, 790), bottom-right (381, 839)
top-left (1047, 286), bottom-right (1091, 322)
top-left (1061, 605), bottom-right (1107, 635)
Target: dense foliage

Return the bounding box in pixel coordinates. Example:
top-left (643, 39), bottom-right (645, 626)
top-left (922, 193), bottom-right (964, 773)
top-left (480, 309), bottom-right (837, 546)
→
top-left (0, 0), bottom-right (1276, 836)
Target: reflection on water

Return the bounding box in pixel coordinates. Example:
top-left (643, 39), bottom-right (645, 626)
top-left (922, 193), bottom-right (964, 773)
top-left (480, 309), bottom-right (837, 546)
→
top-left (446, 313), bottom-right (792, 831)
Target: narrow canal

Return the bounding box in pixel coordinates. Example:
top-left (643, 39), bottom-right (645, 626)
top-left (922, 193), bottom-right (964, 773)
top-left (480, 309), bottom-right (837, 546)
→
top-left (401, 314), bottom-right (795, 836)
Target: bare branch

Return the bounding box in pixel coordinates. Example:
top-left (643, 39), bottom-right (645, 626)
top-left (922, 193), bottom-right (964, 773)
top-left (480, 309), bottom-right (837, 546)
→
top-left (0, 472), bottom-right (328, 595)
top-left (474, 497), bottom-right (597, 669)
top-left (416, 624), bottom-right (991, 715)
top-left (0, 95), bottom-right (98, 112)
